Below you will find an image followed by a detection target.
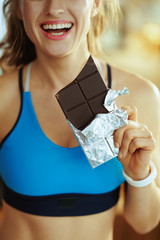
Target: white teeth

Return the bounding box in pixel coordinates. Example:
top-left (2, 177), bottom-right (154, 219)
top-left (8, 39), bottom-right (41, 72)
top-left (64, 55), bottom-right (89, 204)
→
top-left (57, 24), bottom-right (61, 29)
top-left (43, 23), bottom-right (72, 30)
top-left (51, 32), bottom-right (64, 36)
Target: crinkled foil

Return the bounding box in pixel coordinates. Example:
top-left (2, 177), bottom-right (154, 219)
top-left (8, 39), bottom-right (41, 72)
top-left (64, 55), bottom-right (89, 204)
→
top-left (68, 87), bottom-right (129, 168)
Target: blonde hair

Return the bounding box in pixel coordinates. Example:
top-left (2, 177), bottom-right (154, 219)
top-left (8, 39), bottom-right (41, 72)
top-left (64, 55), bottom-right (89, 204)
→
top-left (0, 0), bottom-right (121, 72)
top-left (89, 0), bottom-right (121, 62)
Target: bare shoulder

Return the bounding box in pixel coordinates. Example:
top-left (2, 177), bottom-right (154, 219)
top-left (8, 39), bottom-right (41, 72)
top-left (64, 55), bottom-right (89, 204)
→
top-left (0, 70), bottom-right (19, 124)
top-left (111, 65), bottom-right (159, 105)
top-left (101, 61), bottom-right (160, 120)
top-left (111, 63), bottom-right (160, 128)
top-left (0, 69), bottom-right (19, 97)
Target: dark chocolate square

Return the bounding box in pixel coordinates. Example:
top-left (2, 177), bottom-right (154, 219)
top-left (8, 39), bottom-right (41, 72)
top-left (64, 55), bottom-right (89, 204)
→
top-left (79, 72), bottom-right (107, 99)
top-left (76, 56), bottom-right (97, 81)
top-left (67, 103), bottom-right (94, 130)
top-left (88, 93), bottom-right (109, 116)
top-left (56, 83), bottom-right (85, 111)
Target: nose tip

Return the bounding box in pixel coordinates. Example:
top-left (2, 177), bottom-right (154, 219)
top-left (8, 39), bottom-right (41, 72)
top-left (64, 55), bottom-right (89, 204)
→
top-left (45, 8), bottom-right (65, 16)
top-left (44, 1), bottom-right (65, 16)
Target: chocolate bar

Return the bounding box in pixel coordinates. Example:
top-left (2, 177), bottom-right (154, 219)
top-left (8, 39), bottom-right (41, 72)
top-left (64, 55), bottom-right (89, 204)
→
top-left (55, 56), bottom-right (109, 130)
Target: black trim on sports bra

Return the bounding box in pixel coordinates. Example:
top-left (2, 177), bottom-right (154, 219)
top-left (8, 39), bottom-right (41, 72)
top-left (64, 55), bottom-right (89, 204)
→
top-left (107, 64), bottom-right (112, 89)
top-left (2, 182), bottom-right (120, 216)
top-left (0, 68), bottom-right (24, 149)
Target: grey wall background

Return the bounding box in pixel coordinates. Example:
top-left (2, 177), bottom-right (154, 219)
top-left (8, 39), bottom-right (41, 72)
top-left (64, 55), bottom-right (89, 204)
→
top-left (0, 1), bottom-right (6, 74)
top-left (0, 1), bottom-right (5, 196)
top-left (0, 2), bottom-right (6, 41)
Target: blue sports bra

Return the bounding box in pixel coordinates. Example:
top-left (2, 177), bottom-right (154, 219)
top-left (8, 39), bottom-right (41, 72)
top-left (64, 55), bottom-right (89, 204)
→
top-left (0, 63), bottom-right (125, 216)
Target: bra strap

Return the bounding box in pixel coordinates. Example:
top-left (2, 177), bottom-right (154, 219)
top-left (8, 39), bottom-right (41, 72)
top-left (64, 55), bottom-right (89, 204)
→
top-left (25, 63), bottom-right (32, 92)
top-left (107, 64), bottom-right (112, 88)
top-left (19, 67), bottom-right (23, 94)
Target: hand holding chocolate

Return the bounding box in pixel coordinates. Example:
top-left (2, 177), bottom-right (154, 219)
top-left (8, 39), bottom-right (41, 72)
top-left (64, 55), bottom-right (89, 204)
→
top-left (55, 56), bottom-right (128, 168)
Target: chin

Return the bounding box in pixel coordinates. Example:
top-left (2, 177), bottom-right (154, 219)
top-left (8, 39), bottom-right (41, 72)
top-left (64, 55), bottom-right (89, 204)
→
top-left (43, 46), bottom-right (73, 59)
top-left (48, 52), bottom-right (70, 59)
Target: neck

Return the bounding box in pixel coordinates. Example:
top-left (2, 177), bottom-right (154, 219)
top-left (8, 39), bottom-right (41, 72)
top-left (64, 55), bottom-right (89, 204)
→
top-left (32, 44), bottom-right (91, 91)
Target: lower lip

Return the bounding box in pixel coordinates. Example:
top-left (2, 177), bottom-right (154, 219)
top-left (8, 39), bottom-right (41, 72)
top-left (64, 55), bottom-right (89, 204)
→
top-left (41, 26), bottom-right (73, 41)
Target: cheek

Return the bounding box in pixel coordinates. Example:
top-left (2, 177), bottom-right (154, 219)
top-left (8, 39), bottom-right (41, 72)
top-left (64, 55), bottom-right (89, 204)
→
top-left (19, 13), bottom-right (35, 46)
top-left (69, 1), bottom-right (93, 43)
top-left (72, 0), bottom-right (93, 14)
top-left (71, 0), bottom-right (93, 27)
top-left (21, 1), bottom-right (43, 37)
top-left (21, 1), bottom-right (42, 23)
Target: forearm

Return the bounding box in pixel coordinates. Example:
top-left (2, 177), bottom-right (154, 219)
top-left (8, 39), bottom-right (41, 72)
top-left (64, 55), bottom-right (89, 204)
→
top-left (124, 181), bottom-right (160, 234)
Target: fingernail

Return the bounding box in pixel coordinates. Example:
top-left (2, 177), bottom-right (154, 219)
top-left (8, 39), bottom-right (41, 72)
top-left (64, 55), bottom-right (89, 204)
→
top-left (118, 151), bottom-right (123, 159)
top-left (114, 142), bottom-right (119, 149)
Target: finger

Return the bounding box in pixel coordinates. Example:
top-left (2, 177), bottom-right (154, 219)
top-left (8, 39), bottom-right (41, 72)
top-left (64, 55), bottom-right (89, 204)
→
top-left (119, 129), bottom-right (152, 158)
top-left (122, 106), bottom-right (137, 121)
top-left (129, 137), bottom-right (156, 154)
top-left (114, 120), bottom-right (141, 149)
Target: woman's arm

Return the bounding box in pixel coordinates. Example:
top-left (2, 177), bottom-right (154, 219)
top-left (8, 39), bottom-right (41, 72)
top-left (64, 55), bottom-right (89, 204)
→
top-left (114, 76), bottom-right (160, 234)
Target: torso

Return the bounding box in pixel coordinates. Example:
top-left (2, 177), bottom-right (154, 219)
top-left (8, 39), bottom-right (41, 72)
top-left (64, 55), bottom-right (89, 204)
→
top-left (0, 201), bottom-right (116, 240)
top-left (0, 59), bottom-right (156, 240)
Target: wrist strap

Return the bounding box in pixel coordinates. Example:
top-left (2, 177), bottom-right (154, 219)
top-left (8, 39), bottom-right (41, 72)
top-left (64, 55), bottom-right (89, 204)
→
top-left (122, 161), bottom-right (157, 188)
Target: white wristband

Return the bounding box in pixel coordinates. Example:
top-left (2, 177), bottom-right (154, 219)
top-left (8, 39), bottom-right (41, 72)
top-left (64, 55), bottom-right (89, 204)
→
top-left (122, 161), bottom-right (157, 188)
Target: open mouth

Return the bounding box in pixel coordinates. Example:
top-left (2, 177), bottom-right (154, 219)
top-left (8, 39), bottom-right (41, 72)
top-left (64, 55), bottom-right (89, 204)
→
top-left (41, 23), bottom-right (73, 36)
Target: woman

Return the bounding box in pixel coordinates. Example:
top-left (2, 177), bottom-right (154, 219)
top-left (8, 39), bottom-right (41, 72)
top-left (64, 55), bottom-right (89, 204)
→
top-left (0, 0), bottom-right (160, 240)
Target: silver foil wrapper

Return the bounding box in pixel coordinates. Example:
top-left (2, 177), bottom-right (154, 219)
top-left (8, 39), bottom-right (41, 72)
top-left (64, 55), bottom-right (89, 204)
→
top-left (68, 87), bottom-right (129, 168)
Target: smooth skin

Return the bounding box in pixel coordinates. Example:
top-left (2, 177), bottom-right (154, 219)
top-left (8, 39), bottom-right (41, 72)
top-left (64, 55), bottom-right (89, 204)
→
top-left (0, 0), bottom-right (160, 239)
